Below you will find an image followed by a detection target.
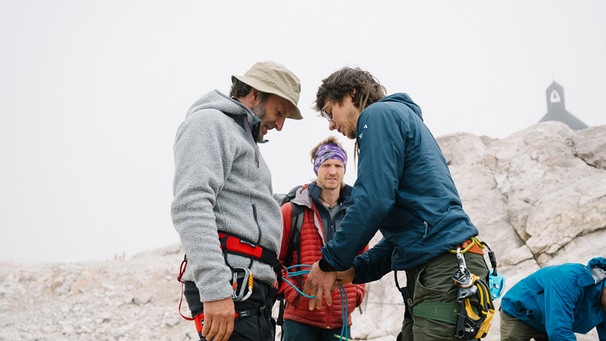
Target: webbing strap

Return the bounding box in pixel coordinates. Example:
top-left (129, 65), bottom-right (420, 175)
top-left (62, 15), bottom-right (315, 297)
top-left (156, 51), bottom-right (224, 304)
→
top-left (448, 237), bottom-right (485, 255)
top-left (192, 307), bottom-right (262, 333)
top-left (217, 231), bottom-right (283, 273)
top-left (412, 302), bottom-right (459, 325)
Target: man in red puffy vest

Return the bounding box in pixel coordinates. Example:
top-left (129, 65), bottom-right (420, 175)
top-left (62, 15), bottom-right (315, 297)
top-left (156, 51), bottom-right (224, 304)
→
top-left (279, 136), bottom-right (367, 341)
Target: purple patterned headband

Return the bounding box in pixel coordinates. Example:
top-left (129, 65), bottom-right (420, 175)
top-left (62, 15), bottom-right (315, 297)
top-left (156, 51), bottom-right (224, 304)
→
top-left (313, 143), bottom-right (347, 175)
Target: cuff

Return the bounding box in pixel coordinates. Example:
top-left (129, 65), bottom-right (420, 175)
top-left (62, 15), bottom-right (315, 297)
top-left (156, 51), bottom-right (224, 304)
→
top-left (318, 257), bottom-right (336, 272)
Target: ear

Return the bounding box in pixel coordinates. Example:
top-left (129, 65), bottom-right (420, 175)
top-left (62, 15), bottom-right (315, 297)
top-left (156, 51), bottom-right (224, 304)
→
top-left (240, 89), bottom-right (260, 109)
top-left (250, 89), bottom-right (261, 102)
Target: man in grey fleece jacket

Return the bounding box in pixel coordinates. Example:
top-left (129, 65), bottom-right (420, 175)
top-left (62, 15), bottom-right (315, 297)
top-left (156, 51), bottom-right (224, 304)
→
top-left (172, 61), bottom-right (302, 341)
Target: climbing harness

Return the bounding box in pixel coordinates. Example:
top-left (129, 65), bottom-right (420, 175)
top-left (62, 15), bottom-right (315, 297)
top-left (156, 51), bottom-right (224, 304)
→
top-left (394, 237), bottom-right (502, 340)
top-left (217, 231), bottom-right (284, 279)
top-left (176, 230), bottom-right (284, 336)
top-left (176, 257), bottom-right (256, 334)
top-left (175, 230), bottom-right (354, 340)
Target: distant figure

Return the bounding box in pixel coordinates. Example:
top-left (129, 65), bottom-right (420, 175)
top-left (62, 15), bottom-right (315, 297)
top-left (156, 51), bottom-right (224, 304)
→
top-left (539, 81), bottom-right (588, 130)
top-left (500, 257), bottom-right (606, 340)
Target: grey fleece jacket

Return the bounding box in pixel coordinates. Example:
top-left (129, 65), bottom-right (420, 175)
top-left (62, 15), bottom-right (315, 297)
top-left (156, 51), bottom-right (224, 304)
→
top-left (171, 90), bottom-right (282, 303)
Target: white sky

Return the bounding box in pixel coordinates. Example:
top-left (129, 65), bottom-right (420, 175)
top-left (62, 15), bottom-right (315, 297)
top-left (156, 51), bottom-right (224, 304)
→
top-left (1, 1), bottom-right (604, 263)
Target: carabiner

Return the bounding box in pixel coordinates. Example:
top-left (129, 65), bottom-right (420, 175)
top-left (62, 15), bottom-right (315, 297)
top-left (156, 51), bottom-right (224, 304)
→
top-left (231, 267), bottom-right (254, 302)
top-left (452, 248), bottom-right (473, 288)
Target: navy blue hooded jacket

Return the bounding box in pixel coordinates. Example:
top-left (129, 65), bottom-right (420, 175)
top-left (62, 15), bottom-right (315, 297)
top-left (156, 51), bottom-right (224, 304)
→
top-left (501, 260), bottom-right (606, 340)
top-left (321, 93), bottom-right (478, 283)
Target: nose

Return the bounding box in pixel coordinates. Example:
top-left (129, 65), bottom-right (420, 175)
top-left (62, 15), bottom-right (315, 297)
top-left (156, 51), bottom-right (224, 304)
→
top-left (275, 116), bottom-right (286, 131)
top-left (328, 121), bottom-right (336, 130)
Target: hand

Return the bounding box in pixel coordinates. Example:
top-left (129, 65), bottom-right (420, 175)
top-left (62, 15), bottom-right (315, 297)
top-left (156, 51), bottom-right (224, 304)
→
top-left (201, 297), bottom-right (235, 341)
top-left (303, 261), bottom-right (337, 310)
top-left (336, 266), bottom-right (356, 286)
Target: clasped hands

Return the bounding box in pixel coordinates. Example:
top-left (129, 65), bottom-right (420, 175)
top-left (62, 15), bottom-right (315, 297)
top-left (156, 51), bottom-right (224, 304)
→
top-left (302, 261), bottom-right (356, 310)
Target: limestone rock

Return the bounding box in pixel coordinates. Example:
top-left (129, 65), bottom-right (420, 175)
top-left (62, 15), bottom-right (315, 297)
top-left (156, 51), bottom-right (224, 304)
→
top-left (1, 122), bottom-right (604, 340)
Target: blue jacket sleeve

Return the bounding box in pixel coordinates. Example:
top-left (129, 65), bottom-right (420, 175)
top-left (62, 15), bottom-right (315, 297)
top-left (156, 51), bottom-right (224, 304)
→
top-left (351, 238), bottom-right (394, 284)
top-left (321, 106), bottom-right (404, 270)
top-left (543, 271), bottom-right (583, 341)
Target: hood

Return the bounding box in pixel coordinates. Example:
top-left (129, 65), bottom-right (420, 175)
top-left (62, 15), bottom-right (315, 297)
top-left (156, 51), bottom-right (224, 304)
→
top-left (380, 93), bottom-right (423, 121)
top-left (291, 184), bottom-right (313, 208)
top-left (187, 90), bottom-right (262, 142)
top-left (588, 257), bottom-right (606, 285)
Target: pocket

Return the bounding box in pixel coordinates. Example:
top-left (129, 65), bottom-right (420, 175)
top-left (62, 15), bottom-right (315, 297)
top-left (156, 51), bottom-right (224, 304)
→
top-left (412, 262), bottom-right (458, 305)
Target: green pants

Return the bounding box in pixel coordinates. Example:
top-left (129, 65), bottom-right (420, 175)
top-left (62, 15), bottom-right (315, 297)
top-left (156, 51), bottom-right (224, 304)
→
top-left (397, 251), bottom-right (490, 341)
top-left (499, 309), bottom-right (548, 341)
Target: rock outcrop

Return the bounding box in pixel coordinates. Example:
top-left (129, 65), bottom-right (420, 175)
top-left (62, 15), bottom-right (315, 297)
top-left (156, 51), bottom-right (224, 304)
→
top-left (1, 122), bottom-right (604, 340)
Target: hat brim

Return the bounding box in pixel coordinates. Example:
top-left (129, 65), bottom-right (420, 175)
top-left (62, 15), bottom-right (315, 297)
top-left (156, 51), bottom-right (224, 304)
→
top-left (232, 75), bottom-right (303, 120)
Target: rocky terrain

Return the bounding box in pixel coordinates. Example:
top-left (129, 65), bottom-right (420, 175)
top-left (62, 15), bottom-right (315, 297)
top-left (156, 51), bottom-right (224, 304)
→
top-left (1, 121), bottom-right (605, 340)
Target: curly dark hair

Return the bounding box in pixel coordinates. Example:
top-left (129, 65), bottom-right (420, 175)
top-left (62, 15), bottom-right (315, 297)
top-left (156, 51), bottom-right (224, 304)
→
top-left (314, 67), bottom-right (386, 112)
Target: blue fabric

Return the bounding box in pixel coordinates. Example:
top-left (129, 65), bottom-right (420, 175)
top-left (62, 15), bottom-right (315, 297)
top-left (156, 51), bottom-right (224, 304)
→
top-left (589, 257), bottom-right (606, 270)
top-left (321, 93), bottom-right (478, 280)
top-left (501, 263), bottom-right (606, 341)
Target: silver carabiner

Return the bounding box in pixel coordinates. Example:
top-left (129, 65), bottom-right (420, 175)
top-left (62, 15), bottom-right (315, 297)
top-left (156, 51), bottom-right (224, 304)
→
top-left (231, 267), bottom-right (254, 302)
top-left (452, 248), bottom-right (473, 288)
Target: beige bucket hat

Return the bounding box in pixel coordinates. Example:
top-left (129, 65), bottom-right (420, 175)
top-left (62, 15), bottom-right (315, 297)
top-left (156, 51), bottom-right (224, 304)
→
top-left (232, 61), bottom-right (302, 120)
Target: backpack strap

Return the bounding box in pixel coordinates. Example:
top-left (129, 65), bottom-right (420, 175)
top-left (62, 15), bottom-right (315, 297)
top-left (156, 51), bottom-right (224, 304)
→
top-left (277, 201), bottom-right (305, 328)
top-left (284, 202), bottom-right (305, 276)
top-left (280, 184), bottom-right (305, 278)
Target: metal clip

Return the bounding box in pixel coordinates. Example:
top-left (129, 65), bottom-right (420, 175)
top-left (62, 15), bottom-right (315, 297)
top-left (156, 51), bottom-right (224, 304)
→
top-left (452, 247), bottom-right (473, 288)
top-left (231, 267), bottom-right (254, 302)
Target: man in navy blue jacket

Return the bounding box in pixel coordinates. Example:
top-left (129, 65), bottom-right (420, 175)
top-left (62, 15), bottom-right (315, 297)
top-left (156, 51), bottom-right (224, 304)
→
top-left (303, 67), bottom-right (492, 341)
top-left (500, 257), bottom-right (606, 340)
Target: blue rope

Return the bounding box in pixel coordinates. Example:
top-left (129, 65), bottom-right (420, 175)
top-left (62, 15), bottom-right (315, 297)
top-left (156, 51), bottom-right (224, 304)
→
top-left (337, 285), bottom-right (350, 340)
top-left (282, 264), bottom-right (351, 340)
top-left (282, 264), bottom-right (315, 299)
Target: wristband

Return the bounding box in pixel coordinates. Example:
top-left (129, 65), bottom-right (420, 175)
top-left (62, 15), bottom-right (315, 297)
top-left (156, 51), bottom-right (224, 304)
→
top-left (318, 258), bottom-right (336, 272)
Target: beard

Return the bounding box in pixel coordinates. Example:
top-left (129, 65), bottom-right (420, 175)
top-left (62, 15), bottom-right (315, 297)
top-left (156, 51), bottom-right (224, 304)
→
top-left (250, 102), bottom-right (266, 120)
top-left (250, 103), bottom-right (267, 142)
